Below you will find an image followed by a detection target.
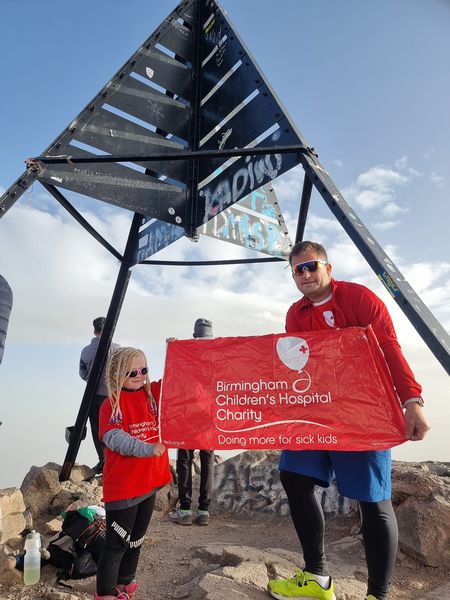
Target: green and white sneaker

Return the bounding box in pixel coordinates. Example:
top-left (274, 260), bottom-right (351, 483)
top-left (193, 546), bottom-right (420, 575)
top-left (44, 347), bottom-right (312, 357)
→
top-left (168, 508), bottom-right (193, 525)
top-left (268, 570), bottom-right (335, 599)
top-left (196, 510), bottom-right (210, 526)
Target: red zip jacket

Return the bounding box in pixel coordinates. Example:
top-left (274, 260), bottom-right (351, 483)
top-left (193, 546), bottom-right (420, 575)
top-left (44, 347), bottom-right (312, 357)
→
top-left (285, 278), bottom-right (421, 403)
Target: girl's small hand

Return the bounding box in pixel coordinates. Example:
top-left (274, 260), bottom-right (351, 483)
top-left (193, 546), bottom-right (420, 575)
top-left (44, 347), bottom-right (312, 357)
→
top-left (152, 443), bottom-right (165, 456)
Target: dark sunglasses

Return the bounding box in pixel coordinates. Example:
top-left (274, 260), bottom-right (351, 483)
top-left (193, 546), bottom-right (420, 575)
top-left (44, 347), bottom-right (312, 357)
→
top-left (292, 260), bottom-right (327, 275)
top-left (125, 367), bottom-right (148, 378)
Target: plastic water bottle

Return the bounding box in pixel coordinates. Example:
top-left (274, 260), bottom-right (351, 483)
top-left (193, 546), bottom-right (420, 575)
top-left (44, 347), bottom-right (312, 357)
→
top-left (23, 530), bottom-right (41, 585)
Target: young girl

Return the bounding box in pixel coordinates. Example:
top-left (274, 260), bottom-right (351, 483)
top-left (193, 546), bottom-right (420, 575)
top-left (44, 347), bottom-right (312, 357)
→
top-left (96, 347), bottom-right (171, 600)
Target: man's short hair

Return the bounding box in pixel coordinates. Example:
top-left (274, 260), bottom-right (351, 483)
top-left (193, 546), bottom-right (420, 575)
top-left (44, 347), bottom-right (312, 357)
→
top-left (288, 241), bottom-right (328, 265)
top-left (193, 318), bottom-right (213, 339)
top-left (93, 317), bottom-right (106, 333)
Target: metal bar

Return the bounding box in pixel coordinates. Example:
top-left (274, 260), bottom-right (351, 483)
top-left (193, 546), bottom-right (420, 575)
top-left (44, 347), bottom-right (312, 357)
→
top-left (295, 174), bottom-right (313, 244)
top-left (59, 212), bottom-right (143, 481)
top-left (185, 0), bottom-right (205, 238)
top-left (31, 143), bottom-right (311, 166)
top-left (140, 256), bottom-right (284, 266)
top-left (299, 153), bottom-right (450, 376)
top-left (0, 170), bottom-right (39, 219)
top-left (42, 184), bottom-right (123, 261)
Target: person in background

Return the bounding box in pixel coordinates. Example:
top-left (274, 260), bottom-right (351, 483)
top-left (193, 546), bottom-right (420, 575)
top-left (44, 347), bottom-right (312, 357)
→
top-left (0, 274), bottom-right (13, 366)
top-left (268, 241), bottom-right (430, 600)
top-left (79, 317), bottom-right (120, 474)
top-left (96, 346), bottom-right (171, 600)
top-left (169, 318), bottom-right (215, 526)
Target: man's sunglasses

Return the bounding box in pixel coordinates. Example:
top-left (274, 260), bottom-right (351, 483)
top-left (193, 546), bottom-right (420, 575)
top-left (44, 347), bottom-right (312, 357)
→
top-left (125, 367), bottom-right (148, 378)
top-left (292, 260), bottom-right (328, 275)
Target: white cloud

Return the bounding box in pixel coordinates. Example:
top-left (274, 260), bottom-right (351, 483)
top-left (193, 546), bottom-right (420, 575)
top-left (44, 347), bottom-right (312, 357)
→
top-left (430, 171), bottom-right (445, 187)
top-left (331, 159), bottom-right (343, 168)
top-left (374, 220), bottom-right (399, 230)
top-left (380, 202), bottom-right (408, 218)
top-left (356, 166), bottom-right (409, 191)
top-left (341, 162), bottom-right (420, 229)
top-left (394, 156), bottom-right (421, 176)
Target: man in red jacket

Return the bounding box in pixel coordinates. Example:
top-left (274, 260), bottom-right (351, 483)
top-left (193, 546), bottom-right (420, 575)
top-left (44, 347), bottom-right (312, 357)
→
top-left (268, 241), bottom-right (430, 600)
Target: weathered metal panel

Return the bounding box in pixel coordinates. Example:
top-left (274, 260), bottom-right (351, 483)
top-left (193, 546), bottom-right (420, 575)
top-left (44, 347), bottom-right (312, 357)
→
top-left (135, 219), bottom-right (185, 263)
top-left (133, 47), bottom-right (192, 99)
top-left (200, 183), bottom-right (291, 258)
top-left (197, 118), bottom-right (302, 226)
top-left (157, 20), bottom-right (193, 62)
top-left (178, 0), bottom-right (195, 24)
top-left (73, 108), bottom-right (189, 183)
top-left (199, 85), bottom-right (288, 153)
top-left (37, 148), bottom-right (187, 224)
top-left (201, 61), bottom-right (260, 124)
top-left (108, 77), bottom-right (190, 140)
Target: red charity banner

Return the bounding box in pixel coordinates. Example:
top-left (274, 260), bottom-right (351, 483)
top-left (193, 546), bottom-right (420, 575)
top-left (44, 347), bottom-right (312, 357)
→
top-left (159, 327), bottom-right (406, 452)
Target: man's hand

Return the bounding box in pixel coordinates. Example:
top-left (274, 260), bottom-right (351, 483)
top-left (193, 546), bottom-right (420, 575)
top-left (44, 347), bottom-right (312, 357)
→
top-left (166, 337), bottom-right (177, 343)
top-left (152, 443), bottom-right (165, 456)
top-left (404, 404), bottom-right (430, 441)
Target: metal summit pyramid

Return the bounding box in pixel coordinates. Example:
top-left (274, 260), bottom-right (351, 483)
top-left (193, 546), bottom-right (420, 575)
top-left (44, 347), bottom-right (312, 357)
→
top-left (1, 0), bottom-right (302, 261)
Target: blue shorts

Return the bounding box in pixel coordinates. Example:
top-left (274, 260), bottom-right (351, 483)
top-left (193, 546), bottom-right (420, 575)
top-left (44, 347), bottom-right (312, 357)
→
top-left (279, 449), bottom-right (391, 502)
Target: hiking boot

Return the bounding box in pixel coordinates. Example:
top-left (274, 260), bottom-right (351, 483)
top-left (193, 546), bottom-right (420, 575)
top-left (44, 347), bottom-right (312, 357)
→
top-left (116, 581), bottom-right (139, 599)
top-left (168, 508), bottom-right (193, 525)
top-left (268, 570), bottom-right (335, 599)
top-left (196, 510), bottom-right (210, 526)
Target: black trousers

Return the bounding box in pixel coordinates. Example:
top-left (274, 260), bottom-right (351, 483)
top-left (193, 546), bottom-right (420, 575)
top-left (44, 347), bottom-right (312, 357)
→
top-left (96, 494), bottom-right (156, 596)
top-left (176, 449), bottom-right (214, 511)
top-left (280, 470), bottom-right (398, 600)
top-left (89, 394), bottom-right (106, 465)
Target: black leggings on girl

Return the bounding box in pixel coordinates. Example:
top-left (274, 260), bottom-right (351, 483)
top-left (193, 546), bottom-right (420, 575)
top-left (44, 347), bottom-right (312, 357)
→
top-left (96, 493), bottom-right (156, 596)
top-left (280, 470), bottom-right (398, 600)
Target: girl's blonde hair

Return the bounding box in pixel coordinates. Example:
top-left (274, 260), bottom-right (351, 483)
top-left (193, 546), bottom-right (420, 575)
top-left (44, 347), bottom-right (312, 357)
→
top-left (106, 347), bottom-right (151, 422)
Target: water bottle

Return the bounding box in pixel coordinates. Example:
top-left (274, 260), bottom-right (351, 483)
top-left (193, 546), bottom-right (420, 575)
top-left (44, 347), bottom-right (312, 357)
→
top-left (23, 530), bottom-right (41, 585)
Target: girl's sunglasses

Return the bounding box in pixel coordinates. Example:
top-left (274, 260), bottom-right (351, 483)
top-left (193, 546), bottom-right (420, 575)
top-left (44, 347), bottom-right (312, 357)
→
top-left (125, 367), bottom-right (148, 378)
top-left (292, 260), bottom-right (327, 275)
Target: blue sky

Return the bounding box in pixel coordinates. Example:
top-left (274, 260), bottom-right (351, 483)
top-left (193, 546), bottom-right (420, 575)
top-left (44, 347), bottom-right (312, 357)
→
top-left (0, 0), bottom-right (449, 488)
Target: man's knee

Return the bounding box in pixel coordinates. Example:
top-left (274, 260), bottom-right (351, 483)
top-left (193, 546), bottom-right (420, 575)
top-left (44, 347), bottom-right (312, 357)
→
top-left (280, 470), bottom-right (316, 497)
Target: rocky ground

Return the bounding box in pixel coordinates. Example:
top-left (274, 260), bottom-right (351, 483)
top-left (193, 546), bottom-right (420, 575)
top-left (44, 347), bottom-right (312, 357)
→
top-left (2, 509), bottom-right (449, 600)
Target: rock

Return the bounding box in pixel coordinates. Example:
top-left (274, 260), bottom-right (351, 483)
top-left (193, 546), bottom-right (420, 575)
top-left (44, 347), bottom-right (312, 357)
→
top-left (221, 545), bottom-right (269, 567)
top-left (0, 488), bottom-right (26, 516)
top-left (195, 542), bottom-right (234, 563)
top-left (0, 512), bottom-right (26, 544)
top-left (20, 463), bottom-right (62, 518)
top-left (0, 488), bottom-right (28, 543)
top-left (47, 590), bottom-right (80, 600)
top-left (51, 477), bottom-right (103, 515)
top-left (191, 572), bottom-right (253, 599)
top-left (330, 576), bottom-right (367, 599)
top-left (43, 518), bottom-right (63, 535)
top-left (56, 576), bottom-right (96, 594)
top-left (392, 462), bottom-right (449, 501)
top-left (396, 494), bottom-right (450, 568)
top-left (220, 562), bottom-right (268, 590)
top-left (68, 464), bottom-right (96, 483)
top-left (211, 451), bottom-right (355, 518)
top-left (422, 581), bottom-right (450, 598)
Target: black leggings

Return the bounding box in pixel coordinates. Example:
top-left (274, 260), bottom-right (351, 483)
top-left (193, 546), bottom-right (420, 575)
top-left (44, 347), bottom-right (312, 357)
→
top-left (96, 494), bottom-right (156, 596)
top-left (280, 470), bottom-right (398, 600)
